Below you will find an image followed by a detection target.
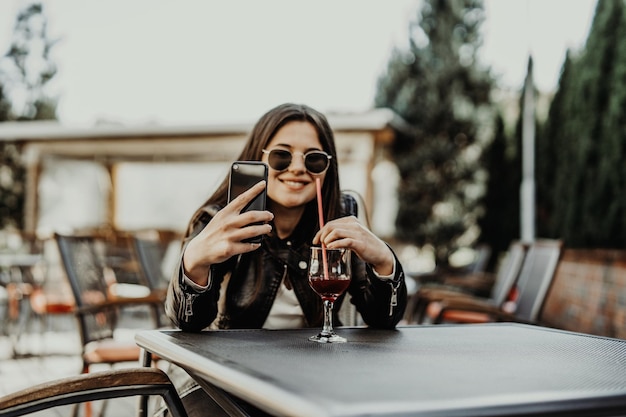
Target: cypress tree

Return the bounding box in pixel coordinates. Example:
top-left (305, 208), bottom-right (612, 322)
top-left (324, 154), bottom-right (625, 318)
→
top-left (536, 50), bottom-right (574, 238)
top-left (544, 0), bottom-right (626, 247)
top-left (477, 112), bottom-right (519, 267)
top-left (592, 0), bottom-right (626, 246)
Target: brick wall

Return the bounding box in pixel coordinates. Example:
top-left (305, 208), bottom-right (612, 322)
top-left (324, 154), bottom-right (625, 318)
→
top-left (541, 249), bottom-right (626, 339)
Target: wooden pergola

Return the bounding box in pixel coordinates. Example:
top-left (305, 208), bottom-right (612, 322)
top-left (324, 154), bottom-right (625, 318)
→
top-left (0, 108), bottom-right (411, 237)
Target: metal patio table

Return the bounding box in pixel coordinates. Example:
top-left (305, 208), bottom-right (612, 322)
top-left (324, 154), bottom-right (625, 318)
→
top-left (136, 323), bottom-right (626, 417)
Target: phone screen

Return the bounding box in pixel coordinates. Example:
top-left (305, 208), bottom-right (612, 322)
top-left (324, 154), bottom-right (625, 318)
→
top-left (228, 161), bottom-right (268, 243)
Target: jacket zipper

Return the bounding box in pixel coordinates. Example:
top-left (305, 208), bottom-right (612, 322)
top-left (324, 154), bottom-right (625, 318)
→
top-left (389, 278), bottom-right (401, 316)
top-left (182, 292), bottom-right (199, 323)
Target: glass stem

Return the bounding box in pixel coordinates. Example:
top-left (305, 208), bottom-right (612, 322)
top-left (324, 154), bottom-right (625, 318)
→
top-left (322, 299), bottom-right (335, 336)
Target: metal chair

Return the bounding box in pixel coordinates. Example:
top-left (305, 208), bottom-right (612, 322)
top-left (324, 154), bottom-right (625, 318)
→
top-left (431, 239), bottom-right (563, 325)
top-left (409, 241), bottom-right (527, 324)
top-left (1, 233), bottom-right (74, 356)
top-left (54, 233), bottom-right (164, 374)
top-left (0, 368), bottom-right (188, 417)
top-left (131, 235), bottom-right (170, 292)
top-left (0, 284), bottom-right (8, 335)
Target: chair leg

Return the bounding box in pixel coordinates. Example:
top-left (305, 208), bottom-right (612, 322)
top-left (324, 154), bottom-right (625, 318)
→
top-left (0, 302), bottom-right (7, 336)
top-left (77, 363), bottom-right (94, 417)
top-left (8, 292), bottom-right (29, 357)
top-left (71, 403), bottom-right (81, 417)
top-left (70, 388), bottom-right (92, 417)
top-left (138, 349), bottom-right (154, 417)
top-left (97, 397), bottom-right (108, 417)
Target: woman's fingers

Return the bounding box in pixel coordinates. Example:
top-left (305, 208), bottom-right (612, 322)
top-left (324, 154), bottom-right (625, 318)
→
top-left (183, 182), bottom-right (275, 285)
top-left (314, 216), bottom-right (394, 273)
top-left (185, 182), bottom-right (273, 272)
top-left (229, 221), bottom-right (273, 244)
top-left (230, 210), bottom-right (274, 229)
top-left (314, 216), bottom-right (361, 247)
top-left (228, 181), bottom-right (267, 214)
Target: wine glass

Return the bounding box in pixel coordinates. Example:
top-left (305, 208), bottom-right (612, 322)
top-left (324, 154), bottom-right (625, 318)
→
top-left (308, 246), bottom-right (351, 343)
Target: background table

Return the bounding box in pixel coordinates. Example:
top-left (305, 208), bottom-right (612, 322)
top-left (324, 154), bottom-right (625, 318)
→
top-left (136, 324), bottom-right (626, 417)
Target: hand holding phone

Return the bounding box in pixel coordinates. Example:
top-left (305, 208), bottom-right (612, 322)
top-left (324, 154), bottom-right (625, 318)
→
top-left (228, 161), bottom-right (268, 243)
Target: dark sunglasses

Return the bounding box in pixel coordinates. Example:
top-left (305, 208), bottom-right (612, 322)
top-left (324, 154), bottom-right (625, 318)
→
top-left (262, 148), bottom-right (332, 174)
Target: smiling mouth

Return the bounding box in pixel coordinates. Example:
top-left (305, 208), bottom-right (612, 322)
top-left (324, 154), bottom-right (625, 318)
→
top-left (281, 179), bottom-right (308, 188)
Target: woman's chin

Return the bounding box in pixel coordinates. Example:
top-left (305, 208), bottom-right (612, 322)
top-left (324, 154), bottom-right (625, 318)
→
top-left (270, 195), bottom-right (312, 210)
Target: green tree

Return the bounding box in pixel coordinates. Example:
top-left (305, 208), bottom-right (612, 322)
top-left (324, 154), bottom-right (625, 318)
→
top-left (536, 50), bottom-right (574, 238)
top-left (375, 0), bottom-right (494, 266)
top-left (541, 0), bottom-right (626, 247)
top-left (0, 2), bottom-right (57, 229)
top-left (2, 2), bottom-right (58, 121)
top-left (476, 112), bottom-right (520, 267)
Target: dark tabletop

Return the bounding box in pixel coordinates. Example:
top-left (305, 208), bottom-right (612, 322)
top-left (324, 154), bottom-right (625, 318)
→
top-left (136, 324), bottom-right (626, 417)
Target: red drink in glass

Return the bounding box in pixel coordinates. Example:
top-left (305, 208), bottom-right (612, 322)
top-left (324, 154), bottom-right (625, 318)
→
top-left (308, 275), bottom-right (350, 302)
top-left (307, 247), bottom-right (351, 343)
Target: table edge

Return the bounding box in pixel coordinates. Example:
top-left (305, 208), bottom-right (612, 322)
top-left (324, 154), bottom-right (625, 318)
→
top-left (136, 330), bottom-right (329, 417)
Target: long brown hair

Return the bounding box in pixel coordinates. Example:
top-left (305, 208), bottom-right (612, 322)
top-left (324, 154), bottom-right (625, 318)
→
top-left (188, 103), bottom-right (342, 235)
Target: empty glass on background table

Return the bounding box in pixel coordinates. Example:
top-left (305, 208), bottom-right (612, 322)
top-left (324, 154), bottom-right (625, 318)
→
top-left (308, 246), bottom-right (351, 343)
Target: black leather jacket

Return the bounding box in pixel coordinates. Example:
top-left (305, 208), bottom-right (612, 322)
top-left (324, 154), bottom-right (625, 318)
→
top-left (165, 194), bottom-right (407, 332)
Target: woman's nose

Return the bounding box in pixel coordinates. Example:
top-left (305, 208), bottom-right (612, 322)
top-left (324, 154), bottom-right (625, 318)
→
top-left (289, 152), bottom-right (307, 172)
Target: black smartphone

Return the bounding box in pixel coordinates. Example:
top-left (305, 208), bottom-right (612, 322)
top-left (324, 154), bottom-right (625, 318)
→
top-left (228, 161), bottom-right (268, 243)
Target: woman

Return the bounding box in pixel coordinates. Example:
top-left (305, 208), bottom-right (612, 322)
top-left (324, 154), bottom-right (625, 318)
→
top-left (166, 102), bottom-right (406, 331)
top-left (163, 103), bottom-right (407, 414)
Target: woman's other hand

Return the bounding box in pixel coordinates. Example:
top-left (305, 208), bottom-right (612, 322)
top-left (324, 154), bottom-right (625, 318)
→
top-left (313, 216), bottom-right (394, 276)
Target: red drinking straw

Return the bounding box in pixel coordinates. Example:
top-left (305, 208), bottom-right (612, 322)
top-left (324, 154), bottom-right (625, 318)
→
top-left (315, 177), bottom-right (330, 280)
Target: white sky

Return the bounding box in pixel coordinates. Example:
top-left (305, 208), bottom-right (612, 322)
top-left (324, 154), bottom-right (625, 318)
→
top-left (0, 0), bottom-right (597, 126)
